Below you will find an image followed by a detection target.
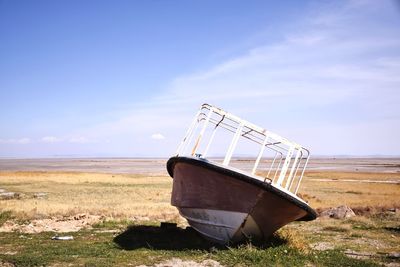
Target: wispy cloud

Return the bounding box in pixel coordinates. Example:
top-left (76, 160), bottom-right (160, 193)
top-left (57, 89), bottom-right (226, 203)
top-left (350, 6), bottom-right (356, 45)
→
top-left (151, 133), bottom-right (165, 140)
top-left (68, 137), bottom-right (97, 144)
top-left (5, 0), bottom-right (398, 156)
top-left (98, 0), bottom-right (398, 155)
top-left (0, 138), bottom-right (31, 144)
top-left (41, 136), bottom-right (62, 143)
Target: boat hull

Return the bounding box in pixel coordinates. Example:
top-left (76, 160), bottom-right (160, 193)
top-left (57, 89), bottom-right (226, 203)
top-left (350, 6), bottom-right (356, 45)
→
top-left (168, 156), bottom-right (316, 244)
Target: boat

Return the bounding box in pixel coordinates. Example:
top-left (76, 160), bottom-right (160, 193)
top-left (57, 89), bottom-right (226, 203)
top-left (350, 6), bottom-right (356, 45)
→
top-left (167, 104), bottom-right (316, 244)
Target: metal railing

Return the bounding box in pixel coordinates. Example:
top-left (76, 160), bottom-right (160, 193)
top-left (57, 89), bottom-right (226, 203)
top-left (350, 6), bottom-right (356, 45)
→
top-left (176, 104), bottom-right (310, 195)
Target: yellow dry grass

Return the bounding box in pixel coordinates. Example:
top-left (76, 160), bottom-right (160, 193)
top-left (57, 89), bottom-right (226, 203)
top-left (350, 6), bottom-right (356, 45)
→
top-left (0, 170), bottom-right (399, 221)
top-left (300, 171), bottom-right (400, 209)
top-left (0, 171), bottom-right (179, 221)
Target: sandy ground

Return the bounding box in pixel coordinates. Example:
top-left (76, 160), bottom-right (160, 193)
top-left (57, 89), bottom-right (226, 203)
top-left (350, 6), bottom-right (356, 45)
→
top-left (0, 213), bottom-right (103, 233)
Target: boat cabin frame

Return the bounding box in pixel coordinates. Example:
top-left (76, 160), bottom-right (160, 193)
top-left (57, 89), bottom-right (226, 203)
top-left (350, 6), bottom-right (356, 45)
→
top-left (176, 103), bottom-right (310, 196)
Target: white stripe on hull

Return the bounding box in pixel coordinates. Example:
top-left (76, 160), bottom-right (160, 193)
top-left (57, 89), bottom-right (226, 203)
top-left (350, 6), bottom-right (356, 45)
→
top-left (179, 208), bottom-right (262, 244)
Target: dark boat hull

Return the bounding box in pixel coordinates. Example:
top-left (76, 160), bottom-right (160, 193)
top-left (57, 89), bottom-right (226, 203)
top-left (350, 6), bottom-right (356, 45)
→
top-left (167, 156), bottom-right (316, 244)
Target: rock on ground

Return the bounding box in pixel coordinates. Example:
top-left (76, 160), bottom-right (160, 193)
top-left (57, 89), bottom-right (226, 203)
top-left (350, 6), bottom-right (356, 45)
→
top-left (0, 192), bottom-right (20, 200)
top-left (0, 260), bottom-right (15, 267)
top-left (311, 242), bottom-right (335, 251)
top-left (33, 192), bottom-right (48, 199)
top-left (319, 205), bottom-right (356, 219)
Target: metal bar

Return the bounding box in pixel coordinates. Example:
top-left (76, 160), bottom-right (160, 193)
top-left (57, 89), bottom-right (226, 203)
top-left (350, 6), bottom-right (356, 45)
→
top-left (273, 153), bottom-right (283, 182)
top-left (288, 150), bottom-right (303, 192)
top-left (276, 147), bottom-right (294, 186)
top-left (242, 129), bottom-right (253, 137)
top-left (294, 153), bottom-right (310, 194)
top-left (177, 110), bottom-right (201, 155)
top-left (191, 108), bottom-right (213, 156)
top-left (285, 149), bottom-right (301, 189)
top-left (203, 115), bottom-right (225, 157)
top-left (223, 122), bottom-right (243, 166)
top-left (199, 103), bottom-right (302, 150)
top-left (251, 134), bottom-right (269, 175)
top-left (267, 152), bottom-right (278, 178)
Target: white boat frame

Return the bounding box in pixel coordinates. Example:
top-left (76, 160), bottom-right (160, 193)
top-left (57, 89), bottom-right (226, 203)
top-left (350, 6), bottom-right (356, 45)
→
top-left (175, 103), bottom-right (310, 196)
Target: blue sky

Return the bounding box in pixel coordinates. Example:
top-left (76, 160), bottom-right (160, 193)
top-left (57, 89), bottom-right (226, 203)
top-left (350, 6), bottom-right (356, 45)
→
top-left (1, 0), bottom-right (399, 157)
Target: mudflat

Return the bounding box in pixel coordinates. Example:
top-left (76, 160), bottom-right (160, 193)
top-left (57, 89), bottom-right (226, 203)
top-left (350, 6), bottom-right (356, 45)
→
top-left (1, 157), bottom-right (400, 173)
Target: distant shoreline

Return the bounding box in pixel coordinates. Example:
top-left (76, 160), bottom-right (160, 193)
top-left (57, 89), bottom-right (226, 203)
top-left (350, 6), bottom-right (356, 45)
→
top-left (1, 155), bottom-right (400, 160)
top-left (1, 157), bottom-right (399, 174)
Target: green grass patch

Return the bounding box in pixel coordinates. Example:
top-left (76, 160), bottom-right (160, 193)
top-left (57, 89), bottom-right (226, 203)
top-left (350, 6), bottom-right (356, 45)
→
top-left (93, 219), bottom-right (133, 229)
top-left (93, 219), bottom-right (161, 229)
top-left (0, 210), bottom-right (13, 226)
top-left (323, 226), bottom-right (350, 233)
top-left (0, 223), bottom-right (383, 267)
top-left (214, 246), bottom-right (379, 267)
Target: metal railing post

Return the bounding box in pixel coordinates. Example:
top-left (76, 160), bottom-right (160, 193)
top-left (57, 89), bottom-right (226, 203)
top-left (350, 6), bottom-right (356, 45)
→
top-left (177, 110), bottom-right (201, 155)
top-left (223, 122), bottom-right (243, 166)
top-left (276, 146), bottom-right (294, 186)
top-left (191, 108), bottom-right (213, 156)
top-left (267, 152), bottom-right (278, 178)
top-left (252, 134), bottom-right (269, 175)
top-left (285, 149), bottom-right (300, 189)
top-left (294, 153), bottom-right (310, 194)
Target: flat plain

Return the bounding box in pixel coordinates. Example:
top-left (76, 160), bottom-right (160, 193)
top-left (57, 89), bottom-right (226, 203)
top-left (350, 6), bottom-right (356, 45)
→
top-left (0, 158), bottom-right (399, 266)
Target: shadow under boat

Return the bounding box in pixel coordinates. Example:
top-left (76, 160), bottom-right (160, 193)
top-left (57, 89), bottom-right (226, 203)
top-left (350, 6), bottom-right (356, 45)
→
top-left (113, 223), bottom-right (289, 251)
top-left (113, 223), bottom-right (215, 250)
top-left (166, 104), bottom-right (317, 244)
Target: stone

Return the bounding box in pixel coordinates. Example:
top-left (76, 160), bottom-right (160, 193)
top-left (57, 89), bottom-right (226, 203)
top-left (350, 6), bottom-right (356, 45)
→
top-left (33, 193), bottom-right (48, 199)
top-left (0, 192), bottom-right (20, 200)
top-left (319, 205), bottom-right (356, 219)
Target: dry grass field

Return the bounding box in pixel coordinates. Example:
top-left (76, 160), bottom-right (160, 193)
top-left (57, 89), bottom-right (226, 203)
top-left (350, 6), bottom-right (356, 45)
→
top-left (301, 171), bottom-right (400, 209)
top-left (0, 171), bottom-right (178, 221)
top-left (0, 170), bottom-right (398, 220)
top-left (0, 158), bottom-right (399, 266)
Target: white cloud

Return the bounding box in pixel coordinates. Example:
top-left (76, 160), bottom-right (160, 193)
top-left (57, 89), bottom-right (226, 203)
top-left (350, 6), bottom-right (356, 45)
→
top-left (0, 138), bottom-right (31, 144)
top-left (41, 136), bottom-right (62, 143)
top-left (17, 138), bottom-right (31, 144)
top-left (68, 137), bottom-right (96, 144)
top-left (151, 133), bottom-right (165, 140)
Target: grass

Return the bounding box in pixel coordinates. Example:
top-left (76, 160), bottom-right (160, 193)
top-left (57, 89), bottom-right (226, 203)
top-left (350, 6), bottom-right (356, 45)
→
top-left (0, 171), bottom-right (179, 221)
top-left (0, 222), bottom-right (381, 267)
top-left (1, 170), bottom-right (399, 220)
top-left (291, 214), bottom-right (400, 256)
top-left (0, 210), bottom-right (13, 226)
top-left (300, 171), bottom-right (400, 209)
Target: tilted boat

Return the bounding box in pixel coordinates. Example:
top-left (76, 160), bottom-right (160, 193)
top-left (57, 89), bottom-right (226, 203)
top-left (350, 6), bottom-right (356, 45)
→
top-left (167, 104), bottom-right (316, 244)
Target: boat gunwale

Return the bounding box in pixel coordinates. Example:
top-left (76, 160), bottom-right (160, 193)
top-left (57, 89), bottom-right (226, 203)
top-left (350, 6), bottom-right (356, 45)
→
top-left (167, 156), bottom-right (317, 221)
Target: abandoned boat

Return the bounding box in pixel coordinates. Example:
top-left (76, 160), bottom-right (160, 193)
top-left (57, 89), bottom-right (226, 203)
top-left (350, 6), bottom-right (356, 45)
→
top-left (167, 104), bottom-right (316, 244)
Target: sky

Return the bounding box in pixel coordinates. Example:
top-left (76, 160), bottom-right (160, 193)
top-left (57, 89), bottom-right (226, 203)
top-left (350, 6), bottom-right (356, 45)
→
top-left (0, 0), bottom-right (399, 158)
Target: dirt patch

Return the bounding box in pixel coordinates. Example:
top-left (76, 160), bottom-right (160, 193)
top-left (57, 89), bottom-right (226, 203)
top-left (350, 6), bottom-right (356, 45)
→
top-left (0, 213), bottom-right (103, 233)
top-left (316, 205), bottom-right (400, 217)
top-left (310, 242), bottom-right (335, 251)
top-left (0, 260), bottom-right (15, 267)
top-left (351, 205), bottom-right (400, 216)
